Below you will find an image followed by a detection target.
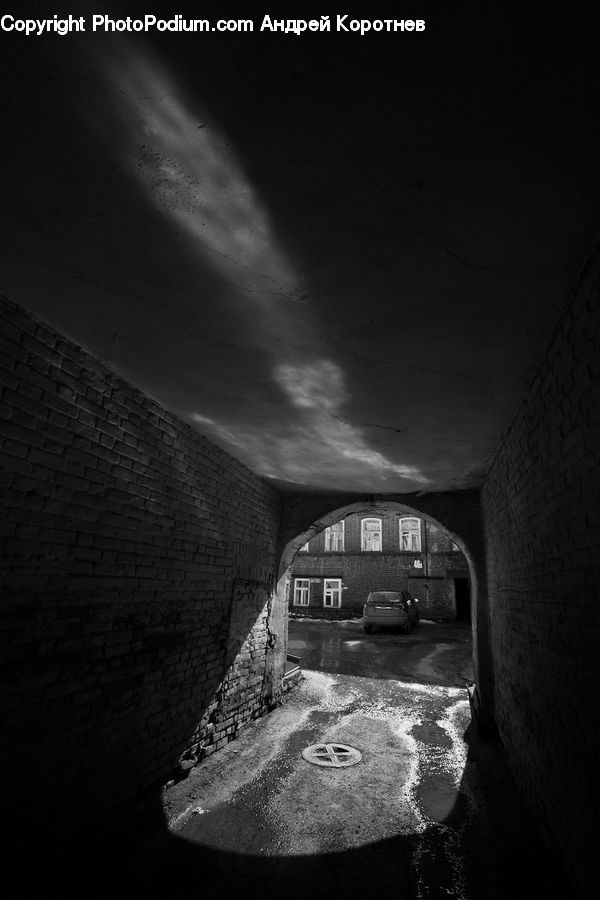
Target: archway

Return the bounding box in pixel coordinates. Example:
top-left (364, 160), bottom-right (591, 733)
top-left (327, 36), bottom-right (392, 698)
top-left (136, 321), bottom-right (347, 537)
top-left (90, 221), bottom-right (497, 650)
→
top-left (273, 493), bottom-right (494, 732)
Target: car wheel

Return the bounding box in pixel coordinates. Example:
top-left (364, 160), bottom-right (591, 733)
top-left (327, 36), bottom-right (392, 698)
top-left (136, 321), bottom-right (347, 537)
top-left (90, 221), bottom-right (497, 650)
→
top-left (364, 625), bottom-right (372, 634)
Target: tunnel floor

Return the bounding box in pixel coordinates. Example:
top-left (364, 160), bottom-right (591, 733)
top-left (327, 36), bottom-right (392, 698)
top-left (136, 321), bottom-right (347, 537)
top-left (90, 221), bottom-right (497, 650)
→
top-left (129, 669), bottom-right (573, 899)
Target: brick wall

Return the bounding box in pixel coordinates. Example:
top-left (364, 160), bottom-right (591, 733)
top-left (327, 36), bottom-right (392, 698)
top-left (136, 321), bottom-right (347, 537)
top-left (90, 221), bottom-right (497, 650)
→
top-left (0, 296), bottom-right (282, 869)
top-left (290, 512), bottom-right (468, 619)
top-left (481, 257), bottom-right (600, 899)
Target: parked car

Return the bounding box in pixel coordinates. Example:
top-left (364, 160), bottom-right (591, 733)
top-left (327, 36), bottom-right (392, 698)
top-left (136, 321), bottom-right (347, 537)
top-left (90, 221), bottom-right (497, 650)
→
top-left (363, 590), bottom-right (420, 634)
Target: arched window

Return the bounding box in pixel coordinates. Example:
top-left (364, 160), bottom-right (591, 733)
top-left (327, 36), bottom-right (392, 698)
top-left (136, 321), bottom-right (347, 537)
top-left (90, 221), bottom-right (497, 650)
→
top-left (324, 520), bottom-right (345, 552)
top-left (361, 517), bottom-right (382, 552)
top-left (399, 517), bottom-right (421, 551)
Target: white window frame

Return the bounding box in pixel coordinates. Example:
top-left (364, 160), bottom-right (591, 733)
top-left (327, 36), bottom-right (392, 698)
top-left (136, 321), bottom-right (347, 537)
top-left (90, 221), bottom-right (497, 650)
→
top-left (293, 578), bottom-right (310, 606)
top-left (399, 517), bottom-right (422, 552)
top-left (361, 518), bottom-right (382, 552)
top-left (324, 520), bottom-right (345, 552)
top-left (323, 578), bottom-right (342, 608)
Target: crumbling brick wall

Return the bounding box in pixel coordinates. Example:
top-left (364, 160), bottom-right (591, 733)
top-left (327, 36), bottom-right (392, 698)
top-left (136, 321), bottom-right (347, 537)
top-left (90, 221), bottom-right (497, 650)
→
top-left (0, 295), bottom-right (282, 860)
top-left (481, 256), bottom-right (600, 899)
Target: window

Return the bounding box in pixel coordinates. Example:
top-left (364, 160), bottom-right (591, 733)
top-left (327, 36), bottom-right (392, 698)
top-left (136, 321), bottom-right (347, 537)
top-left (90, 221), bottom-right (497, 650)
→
top-left (324, 521), bottom-right (345, 552)
top-left (299, 541), bottom-right (310, 552)
top-left (293, 578), bottom-right (310, 606)
top-left (361, 518), bottom-right (382, 552)
top-left (323, 578), bottom-right (342, 608)
top-left (399, 517), bottom-right (421, 551)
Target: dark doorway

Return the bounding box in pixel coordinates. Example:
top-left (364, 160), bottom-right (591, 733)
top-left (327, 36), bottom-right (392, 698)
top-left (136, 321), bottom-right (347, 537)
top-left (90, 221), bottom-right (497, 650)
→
top-left (454, 578), bottom-right (471, 621)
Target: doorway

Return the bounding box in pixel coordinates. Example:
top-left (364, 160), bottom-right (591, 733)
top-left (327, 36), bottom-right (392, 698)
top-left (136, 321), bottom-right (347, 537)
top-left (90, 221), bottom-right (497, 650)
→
top-left (454, 577), bottom-right (471, 621)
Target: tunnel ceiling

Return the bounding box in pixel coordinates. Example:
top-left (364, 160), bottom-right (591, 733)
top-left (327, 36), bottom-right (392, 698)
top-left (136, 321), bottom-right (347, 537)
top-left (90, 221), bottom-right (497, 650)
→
top-left (2, 5), bottom-right (599, 493)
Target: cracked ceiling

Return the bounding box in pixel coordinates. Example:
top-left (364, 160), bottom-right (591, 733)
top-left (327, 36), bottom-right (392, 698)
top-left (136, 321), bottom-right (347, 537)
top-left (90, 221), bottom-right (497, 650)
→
top-left (2, 4), bottom-right (599, 493)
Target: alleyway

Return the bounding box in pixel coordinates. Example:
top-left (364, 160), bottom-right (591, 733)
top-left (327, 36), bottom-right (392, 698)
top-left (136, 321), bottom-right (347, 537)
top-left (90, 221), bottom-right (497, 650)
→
top-left (130, 666), bottom-right (572, 899)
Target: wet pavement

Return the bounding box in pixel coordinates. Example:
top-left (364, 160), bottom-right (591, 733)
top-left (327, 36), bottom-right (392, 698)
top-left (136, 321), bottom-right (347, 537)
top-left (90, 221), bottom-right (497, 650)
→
top-left (130, 656), bottom-right (573, 899)
top-left (288, 617), bottom-right (474, 686)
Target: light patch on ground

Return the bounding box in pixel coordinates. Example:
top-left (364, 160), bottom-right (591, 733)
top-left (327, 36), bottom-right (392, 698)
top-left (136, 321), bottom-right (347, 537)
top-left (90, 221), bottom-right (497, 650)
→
top-left (298, 669), bottom-right (375, 714)
top-left (166, 702), bottom-right (314, 829)
top-left (164, 668), bottom-right (470, 882)
top-left (353, 704), bottom-right (428, 834)
top-left (436, 698), bottom-right (471, 788)
top-left (382, 678), bottom-right (465, 700)
top-left (297, 669), bottom-right (339, 703)
top-left (264, 710), bottom-right (421, 853)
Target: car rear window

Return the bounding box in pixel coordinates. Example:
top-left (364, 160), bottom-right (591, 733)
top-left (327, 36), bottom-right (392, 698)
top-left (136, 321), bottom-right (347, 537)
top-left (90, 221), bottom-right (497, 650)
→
top-left (368, 592), bottom-right (401, 603)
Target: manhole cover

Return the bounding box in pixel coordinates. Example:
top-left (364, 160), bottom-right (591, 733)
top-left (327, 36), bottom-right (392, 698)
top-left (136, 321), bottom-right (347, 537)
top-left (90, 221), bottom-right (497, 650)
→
top-left (301, 743), bottom-right (362, 768)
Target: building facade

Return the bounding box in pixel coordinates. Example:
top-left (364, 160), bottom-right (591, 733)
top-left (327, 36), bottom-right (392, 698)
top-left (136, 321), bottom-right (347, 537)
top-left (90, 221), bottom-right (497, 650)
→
top-left (290, 511), bottom-right (470, 621)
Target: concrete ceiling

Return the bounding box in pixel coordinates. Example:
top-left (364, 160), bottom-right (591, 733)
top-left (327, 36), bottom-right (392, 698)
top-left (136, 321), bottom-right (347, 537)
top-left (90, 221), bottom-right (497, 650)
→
top-left (2, 5), bottom-right (599, 493)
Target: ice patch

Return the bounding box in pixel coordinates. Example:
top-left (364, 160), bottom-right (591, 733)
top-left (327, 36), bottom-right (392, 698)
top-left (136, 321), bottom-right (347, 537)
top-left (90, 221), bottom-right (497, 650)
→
top-left (291, 617), bottom-right (362, 625)
top-left (436, 698), bottom-right (471, 788)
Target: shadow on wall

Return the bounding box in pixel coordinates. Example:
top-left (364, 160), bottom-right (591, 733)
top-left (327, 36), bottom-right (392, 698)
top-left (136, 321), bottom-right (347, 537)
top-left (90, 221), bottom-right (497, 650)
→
top-left (0, 298), bottom-right (285, 900)
top-left (176, 581), bottom-right (280, 774)
top-left (6, 581), bottom-right (282, 900)
top-left (42, 722), bottom-right (573, 900)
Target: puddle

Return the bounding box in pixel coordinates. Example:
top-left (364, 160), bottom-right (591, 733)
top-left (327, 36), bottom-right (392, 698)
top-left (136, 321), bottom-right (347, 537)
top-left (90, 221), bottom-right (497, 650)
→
top-left (413, 644), bottom-right (453, 681)
top-left (416, 775), bottom-right (470, 830)
top-left (411, 722), bottom-right (452, 749)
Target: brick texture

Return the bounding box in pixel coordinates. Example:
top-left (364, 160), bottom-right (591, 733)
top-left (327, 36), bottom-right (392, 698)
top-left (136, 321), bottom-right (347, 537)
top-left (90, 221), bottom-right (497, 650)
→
top-left (481, 256), bottom-right (600, 899)
top-left (290, 512), bottom-right (468, 619)
top-left (0, 295), bottom-right (282, 861)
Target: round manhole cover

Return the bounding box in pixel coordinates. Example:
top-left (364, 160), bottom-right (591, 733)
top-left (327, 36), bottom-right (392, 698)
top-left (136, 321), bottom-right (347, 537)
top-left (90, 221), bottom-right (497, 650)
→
top-left (301, 743), bottom-right (362, 768)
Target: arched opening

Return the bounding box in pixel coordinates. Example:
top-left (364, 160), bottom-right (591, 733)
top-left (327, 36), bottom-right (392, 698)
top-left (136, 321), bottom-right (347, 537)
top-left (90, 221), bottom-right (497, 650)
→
top-left (135, 497), bottom-right (569, 900)
top-left (274, 499), bottom-right (479, 688)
